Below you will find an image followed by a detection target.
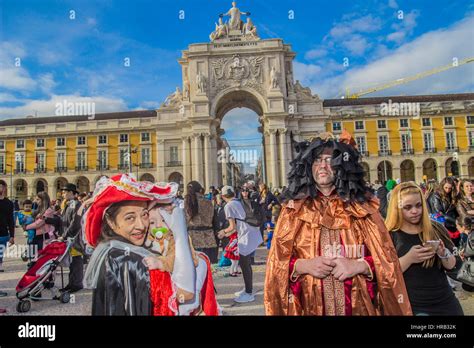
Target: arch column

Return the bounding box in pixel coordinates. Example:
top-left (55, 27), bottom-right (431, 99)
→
top-left (209, 134), bottom-right (218, 187)
top-left (203, 132), bottom-right (211, 189)
top-left (192, 133), bottom-right (203, 184)
top-left (267, 129), bottom-right (279, 188)
top-left (279, 128), bottom-right (288, 187)
top-left (181, 136), bottom-right (190, 187)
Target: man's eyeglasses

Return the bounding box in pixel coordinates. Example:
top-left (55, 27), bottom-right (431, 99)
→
top-left (242, 189), bottom-right (250, 193)
top-left (314, 157), bottom-right (332, 165)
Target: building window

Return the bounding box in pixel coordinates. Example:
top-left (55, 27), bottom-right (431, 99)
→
top-left (469, 131), bottom-right (474, 147)
top-left (77, 136), bottom-right (86, 145)
top-left (57, 137), bottom-right (66, 147)
top-left (56, 152), bottom-right (66, 168)
top-left (36, 139), bottom-right (45, 148)
top-left (422, 118), bottom-right (431, 127)
top-left (170, 146), bottom-right (179, 162)
top-left (36, 153), bottom-right (45, 171)
top-left (98, 135), bottom-right (107, 145)
top-left (378, 135), bottom-right (389, 151)
top-left (446, 132), bottom-right (456, 150)
top-left (444, 117), bottom-right (454, 126)
top-left (119, 134), bottom-right (128, 143)
top-left (77, 151), bottom-right (86, 168)
top-left (355, 121), bottom-right (364, 130)
top-left (98, 150), bottom-right (107, 168)
top-left (0, 155), bottom-right (4, 173)
top-left (15, 153), bottom-right (25, 172)
top-left (0, 140), bottom-right (4, 150)
top-left (16, 139), bottom-right (25, 149)
top-left (332, 122), bottom-right (342, 132)
top-left (467, 116), bottom-right (474, 125)
top-left (401, 134), bottom-right (411, 152)
top-left (119, 148), bottom-right (130, 166)
top-left (141, 132), bottom-right (150, 142)
top-left (355, 136), bottom-right (367, 153)
top-left (399, 119), bottom-right (409, 128)
top-left (141, 148), bottom-right (151, 164)
top-left (377, 120), bottom-right (386, 129)
top-left (423, 133), bottom-right (433, 150)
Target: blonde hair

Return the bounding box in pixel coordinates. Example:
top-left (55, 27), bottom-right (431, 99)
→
top-left (424, 180), bottom-right (438, 199)
top-left (385, 181), bottom-right (445, 268)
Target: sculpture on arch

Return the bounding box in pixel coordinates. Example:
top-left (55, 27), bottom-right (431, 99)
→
top-left (210, 1), bottom-right (259, 41)
top-left (270, 66), bottom-right (279, 90)
top-left (220, 1), bottom-right (249, 31)
top-left (162, 87), bottom-right (183, 107)
top-left (196, 71), bottom-right (207, 94)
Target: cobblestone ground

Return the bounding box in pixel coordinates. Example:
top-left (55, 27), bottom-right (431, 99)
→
top-left (0, 228), bottom-right (472, 316)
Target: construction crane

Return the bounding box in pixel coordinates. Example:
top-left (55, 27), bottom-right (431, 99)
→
top-left (342, 56), bottom-right (474, 99)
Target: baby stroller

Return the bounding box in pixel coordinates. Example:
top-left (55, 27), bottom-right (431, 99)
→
top-left (15, 238), bottom-right (74, 313)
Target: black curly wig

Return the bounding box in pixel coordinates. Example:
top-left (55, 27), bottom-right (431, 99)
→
top-left (280, 134), bottom-right (374, 203)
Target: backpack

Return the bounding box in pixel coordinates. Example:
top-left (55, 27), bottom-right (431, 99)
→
top-left (238, 199), bottom-right (264, 227)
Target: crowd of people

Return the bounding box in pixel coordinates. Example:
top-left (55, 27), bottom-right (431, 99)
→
top-left (0, 130), bottom-right (473, 316)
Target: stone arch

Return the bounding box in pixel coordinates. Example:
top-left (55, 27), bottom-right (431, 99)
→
top-left (75, 176), bottom-right (90, 194)
top-left (53, 177), bottom-right (68, 200)
top-left (210, 87), bottom-right (267, 120)
top-left (140, 173), bottom-right (156, 183)
top-left (400, 159), bottom-right (415, 182)
top-left (468, 157), bottom-right (474, 178)
top-left (168, 172), bottom-right (183, 188)
top-left (445, 157), bottom-right (459, 177)
top-left (33, 178), bottom-right (48, 195)
top-left (423, 158), bottom-right (438, 181)
top-left (13, 179), bottom-right (28, 202)
top-left (377, 161), bottom-right (393, 183)
top-left (360, 162), bottom-right (370, 183)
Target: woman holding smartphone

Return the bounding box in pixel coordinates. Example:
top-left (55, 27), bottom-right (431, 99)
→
top-left (386, 182), bottom-right (463, 316)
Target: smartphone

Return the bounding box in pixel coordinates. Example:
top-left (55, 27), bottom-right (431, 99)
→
top-left (423, 240), bottom-right (440, 252)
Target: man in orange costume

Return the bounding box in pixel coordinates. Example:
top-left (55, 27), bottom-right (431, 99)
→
top-left (264, 131), bottom-right (412, 315)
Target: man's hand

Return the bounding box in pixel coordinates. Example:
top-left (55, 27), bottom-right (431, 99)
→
top-left (8, 237), bottom-right (14, 245)
top-left (295, 257), bottom-right (336, 279)
top-left (331, 258), bottom-right (368, 281)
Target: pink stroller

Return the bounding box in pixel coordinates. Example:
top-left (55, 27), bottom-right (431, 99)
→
top-left (15, 239), bottom-right (73, 313)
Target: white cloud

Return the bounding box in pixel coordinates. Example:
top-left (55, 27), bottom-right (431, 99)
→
top-left (388, 0), bottom-right (399, 9)
top-left (328, 15), bottom-right (382, 39)
top-left (293, 61), bottom-right (322, 85)
top-left (304, 48), bottom-right (328, 60)
top-left (341, 35), bottom-right (371, 56)
top-left (299, 13), bottom-right (474, 98)
top-left (0, 42), bottom-right (36, 91)
top-left (388, 10), bottom-right (420, 44)
top-left (0, 94), bottom-right (128, 119)
top-left (38, 73), bottom-right (56, 94)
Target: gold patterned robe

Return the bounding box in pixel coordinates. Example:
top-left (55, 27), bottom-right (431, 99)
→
top-left (264, 193), bottom-right (412, 316)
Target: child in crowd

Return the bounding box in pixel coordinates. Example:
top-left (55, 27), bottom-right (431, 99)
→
top-left (17, 200), bottom-right (35, 243)
top-left (224, 229), bottom-right (239, 277)
top-left (264, 221), bottom-right (274, 250)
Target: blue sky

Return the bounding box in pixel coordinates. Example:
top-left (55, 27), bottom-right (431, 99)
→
top-left (1, 0), bottom-right (473, 172)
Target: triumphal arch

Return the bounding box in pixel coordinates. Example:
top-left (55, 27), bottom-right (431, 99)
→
top-left (155, 1), bottom-right (325, 188)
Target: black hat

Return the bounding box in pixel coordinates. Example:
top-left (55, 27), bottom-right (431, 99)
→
top-left (62, 183), bottom-right (79, 194)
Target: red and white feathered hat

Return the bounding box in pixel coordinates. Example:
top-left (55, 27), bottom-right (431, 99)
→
top-left (84, 174), bottom-right (179, 247)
